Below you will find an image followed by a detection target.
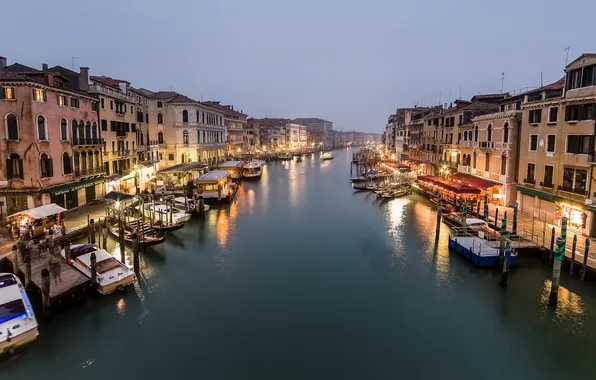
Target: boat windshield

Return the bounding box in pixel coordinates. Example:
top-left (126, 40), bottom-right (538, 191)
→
top-left (0, 299), bottom-right (27, 324)
top-left (0, 274), bottom-right (18, 289)
top-left (96, 257), bottom-right (124, 274)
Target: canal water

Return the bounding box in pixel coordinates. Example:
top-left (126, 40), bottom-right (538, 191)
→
top-left (2, 148), bottom-right (596, 379)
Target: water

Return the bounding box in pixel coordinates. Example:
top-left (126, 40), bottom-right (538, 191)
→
top-left (2, 148), bottom-right (596, 379)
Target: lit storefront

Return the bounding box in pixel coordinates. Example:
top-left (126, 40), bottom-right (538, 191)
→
top-left (555, 202), bottom-right (587, 231)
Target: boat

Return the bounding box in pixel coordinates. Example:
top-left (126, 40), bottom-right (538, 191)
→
top-left (321, 152), bottom-right (335, 160)
top-left (243, 160), bottom-right (264, 179)
top-left (108, 220), bottom-right (166, 247)
top-left (173, 197), bottom-right (210, 213)
top-left (194, 170), bottom-right (238, 204)
top-left (350, 177), bottom-right (368, 183)
top-left (0, 273), bottom-right (38, 355)
top-left (278, 153), bottom-right (292, 161)
top-left (352, 183), bottom-right (369, 191)
top-left (61, 244), bottom-right (135, 295)
top-left (145, 203), bottom-right (192, 224)
top-left (296, 156), bottom-right (303, 162)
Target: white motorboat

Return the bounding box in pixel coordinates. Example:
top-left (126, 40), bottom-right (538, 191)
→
top-left (61, 244), bottom-right (135, 295)
top-left (321, 152), bottom-right (335, 160)
top-left (142, 202), bottom-right (192, 224)
top-left (0, 273), bottom-right (39, 355)
top-left (243, 160), bottom-right (263, 179)
top-left (173, 197), bottom-right (210, 213)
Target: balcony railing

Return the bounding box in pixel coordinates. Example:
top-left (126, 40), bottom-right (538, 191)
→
top-left (73, 167), bottom-right (106, 178)
top-left (72, 137), bottom-right (104, 146)
top-left (112, 150), bottom-right (131, 157)
top-left (479, 141), bottom-right (495, 149)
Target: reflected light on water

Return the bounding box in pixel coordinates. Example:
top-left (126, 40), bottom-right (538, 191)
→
top-left (116, 298), bottom-right (126, 316)
top-left (540, 280), bottom-right (586, 336)
top-left (260, 165), bottom-right (270, 211)
top-left (216, 209), bottom-right (230, 248)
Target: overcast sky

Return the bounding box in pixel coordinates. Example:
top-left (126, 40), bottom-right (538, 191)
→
top-left (1, 0), bottom-right (595, 132)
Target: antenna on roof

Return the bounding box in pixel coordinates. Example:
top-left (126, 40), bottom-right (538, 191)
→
top-left (541, 71), bottom-right (543, 87)
top-left (459, 87), bottom-right (462, 99)
top-left (564, 47), bottom-right (570, 66)
top-left (449, 93), bottom-right (451, 104)
top-left (71, 56), bottom-right (80, 71)
top-left (439, 92), bottom-right (442, 105)
top-left (501, 73), bottom-right (505, 93)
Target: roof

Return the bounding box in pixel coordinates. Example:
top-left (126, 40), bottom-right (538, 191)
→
top-left (160, 162), bottom-right (207, 173)
top-left (195, 170), bottom-right (231, 183)
top-left (217, 161), bottom-right (244, 168)
top-left (9, 203), bottom-right (67, 219)
top-left (3, 63), bottom-right (40, 73)
top-left (90, 75), bottom-right (128, 88)
top-left (148, 91), bottom-right (178, 99)
top-left (461, 102), bottom-right (500, 112)
top-left (417, 175), bottom-right (481, 194)
top-left (566, 53), bottom-right (596, 69)
top-left (167, 93), bottom-right (197, 104)
top-left (202, 101), bottom-right (247, 117)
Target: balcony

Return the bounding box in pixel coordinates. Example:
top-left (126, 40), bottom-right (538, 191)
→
top-left (73, 167), bottom-right (106, 178)
top-left (458, 165), bottom-right (471, 174)
top-left (112, 150), bottom-right (131, 157)
top-left (89, 84), bottom-right (135, 102)
top-left (72, 137), bottom-right (104, 146)
top-left (540, 181), bottom-right (554, 189)
top-left (478, 141), bottom-right (495, 149)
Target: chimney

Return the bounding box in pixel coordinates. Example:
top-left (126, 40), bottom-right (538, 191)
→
top-left (79, 67), bottom-right (89, 91)
top-left (42, 63), bottom-right (48, 71)
top-left (0, 57), bottom-right (6, 73)
top-left (119, 81), bottom-right (127, 93)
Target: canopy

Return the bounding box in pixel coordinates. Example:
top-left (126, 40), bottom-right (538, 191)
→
top-left (451, 172), bottom-right (501, 190)
top-left (105, 191), bottom-right (134, 202)
top-left (160, 162), bottom-right (207, 174)
top-left (195, 170), bottom-right (231, 183)
top-left (417, 175), bottom-right (480, 194)
top-left (9, 203), bottom-right (67, 220)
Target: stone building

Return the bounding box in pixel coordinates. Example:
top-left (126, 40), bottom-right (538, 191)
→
top-left (203, 101), bottom-right (247, 154)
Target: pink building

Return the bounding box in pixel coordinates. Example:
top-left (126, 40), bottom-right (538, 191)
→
top-left (0, 56), bottom-right (102, 215)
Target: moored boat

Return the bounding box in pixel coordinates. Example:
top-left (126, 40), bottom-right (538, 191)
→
top-left (173, 197), bottom-right (210, 213)
top-left (61, 244), bottom-right (135, 295)
top-left (243, 160), bottom-right (264, 179)
top-left (108, 221), bottom-right (166, 247)
top-left (278, 153), bottom-right (292, 161)
top-left (0, 273), bottom-right (38, 355)
top-left (321, 152), bottom-right (335, 160)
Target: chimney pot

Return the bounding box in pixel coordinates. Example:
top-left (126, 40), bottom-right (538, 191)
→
top-left (0, 56), bottom-right (6, 73)
top-left (42, 63), bottom-right (48, 71)
top-left (79, 67), bottom-right (89, 92)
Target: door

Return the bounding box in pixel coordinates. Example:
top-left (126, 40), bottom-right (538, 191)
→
top-left (66, 190), bottom-right (79, 209)
top-left (50, 193), bottom-right (65, 208)
top-left (86, 185), bottom-right (96, 204)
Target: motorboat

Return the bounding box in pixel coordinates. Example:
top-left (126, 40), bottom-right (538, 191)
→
top-left (321, 152), bottom-right (335, 160)
top-left (173, 197), bottom-right (210, 213)
top-left (61, 244), bottom-right (135, 295)
top-left (142, 202), bottom-right (192, 224)
top-left (350, 177), bottom-right (368, 183)
top-left (243, 160), bottom-right (264, 179)
top-left (278, 153), bottom-right (292, 161)
top-left (0, 273), bottom-right (38, 355)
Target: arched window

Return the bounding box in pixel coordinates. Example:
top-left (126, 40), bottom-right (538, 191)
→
top-left (78, 120), bottom-right (84, 140)
top-left (183, 130), bottom-right (189, 144)
top-left (94, 151), bottom-right (101, 168)
top-left (6, 153), bottom-right (23, 179)
top-left (487, 124), bottom-right (492, 142)
top-left (500, 154), bottom-right (507, 175)
top-left (85, 121), bottom-right (91, 138)
top-left (456, 153), bottom-right (460, 165)
top-left (37, 115), bottom-right (47, 140)
top-left (60, 118), bottom-right (68, 140)
top-left (157, 113), bottom-right (163, 124)
top-left (40, 153), bottom-right (53, 178)
top-left (182, 110), bottom-right (188, 123)
top-left (474, 126), bottom-right (479, 142)
top-left (73, 152), bottom-right (80, 173)
top-left (62, 152), bottom-right (72, 174)
top-left (158, 131), bottom-right (164, 144)
top-left (6, 114), bottom-right (18, 140)
top-left (92, 122), bottom-right (98, 138)
top-left (72, 119), bottom-right (78, 139)
top-left (503, 122), bottom-right (509, 143)
top-left (140, 131), bottom-right (144, 145)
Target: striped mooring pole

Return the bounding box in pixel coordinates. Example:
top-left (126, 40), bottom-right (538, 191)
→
top-left (483, 193), bottom-right (489, 222)
top-left (549, 236), bottom-right (566, 306)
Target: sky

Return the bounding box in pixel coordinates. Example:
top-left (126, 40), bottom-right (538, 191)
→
top-left (1, 0), bottom-right (595, 132)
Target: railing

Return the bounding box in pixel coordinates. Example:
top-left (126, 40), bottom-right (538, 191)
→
top-left (540, 181), bottom-right (554, 189)
top-left (479, 141), bottom-right (495, 149)
top-left (458, 165), bottom-right (471, 174)
top-left (72, 137), bottom-right (104, 146)
top-left (112, 150), bottom-right (131, 157)
top-left (149, 140), bottom-right (159, 146)
top-left (73, 167), bottom-right (106, 178)
top-left (89, 84), bottom-right (135, 102)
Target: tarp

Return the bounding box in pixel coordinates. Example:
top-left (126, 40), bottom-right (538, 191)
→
top-left (9, 203), bottom-right (67, 220)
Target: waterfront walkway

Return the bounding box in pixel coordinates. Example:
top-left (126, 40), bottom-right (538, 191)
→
top-left (0, 200), bottom-right (107, 260)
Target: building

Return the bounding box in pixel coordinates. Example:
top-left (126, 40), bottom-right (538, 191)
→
top-left (203, 101), bottom-right (248, 154)
top-left (517, 53), bottom-right (596, 236)
top-left (248, 118), bottom-right (290, 150)
top-left (142, 91), bottom-right (226, 168)
top-left (285, 123), bottom-right (307, 150)
top-left (0, 57), bottom-right (102, 213)
top-left (291, 118), bottom-right (333, 148)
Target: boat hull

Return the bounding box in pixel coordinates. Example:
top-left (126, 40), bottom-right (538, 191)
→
top-left (98, 275), bottom-right (136, 295)
top-left (0, 327), bottom-right (39, 355)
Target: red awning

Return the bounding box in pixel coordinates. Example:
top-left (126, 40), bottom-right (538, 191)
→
top-left (451, 173), bottom-right (501, 190)
top-left (417, 175), bottom-right (481, 194)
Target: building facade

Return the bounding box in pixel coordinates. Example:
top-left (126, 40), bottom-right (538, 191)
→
top-left (203, 101), bottom-right (247, 154)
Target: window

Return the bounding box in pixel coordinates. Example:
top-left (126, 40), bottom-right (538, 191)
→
top-left (528, 109), bottom-right (542, 124)
top-left (543, 165), bottom-right (554, 187)
top-left (562, 168), bottom-right (587, 194)
top-left (101, 98), bottom-right (105, 109)
top-left (110, 100), bottom-right (114, 110)
top-left (101, 119), bottom-right (108, 131)
top-left (450, 116), bottom-right (455, 127)
top-left (529, 134), bottom-right (538, 151)
top-left (581, 65), bottom-right (596, 88)
top-left (131, 105), bottom-right (134, 114)
top-left (182, 110), bottom-right (189, 123)
top-left (92, 122), bottom-right (97, 138)
top-left (124, 104), bottom-right (127, 113)
top-left (487, 124), bottom-right (492, 142)
top-left (145, 113), bottom-right (149, 123)
top-left (5, 113), bottom-right (18, 140)
top-left (567, 69), bottom-right (581, 90)
top-left (474, 126), bottom-right (478, 142)
top-left (566, 105), bottom-right (580, 121)
top-left (503, 123), bottom-right (509, 143)
top-left (168, 154), bottom-right (174, 161)
top-left (92, 101), bottom-right (99, 112)
top-left (60, 118), bottom-right (68, 140)
top-left (566, 135), bottom-right (592, 154)
top-left (6, 153), bottom-right (23, 179)
top-left (485, 153), bottom-right (490, 172)
top-left (157, 101), bottom-right (163, 108)
top-left (458, 115), bottom-right (463, 126)
top-left (565, 103), bottom-right (596, 121)
top-left (546, 135), bottom-right (555, 154)
top-left (110, 121), bottom-right (116, 132)
top-left (33, 88), bottom-right (46, 102)
top-left (157, 113), bottom-right (163, 124)
top-left (548, 107), bottom-right (558, 123)
top-left (183, 130), bottom-right (189, 144)
top-left (63, 152), bottom-right (72, 174)
top-left (1, 86), bottom-right (15, 100)
top-left (40, 153), bottom-right (53, 178)
top-left (158, 132), bottom-right (164, 144)
top-left (70, 97), bottom-right (80, 108)
top-left (37, 115), bottom-right (47, 140)
top-left (500, 155), bottom-right (506, 175)
top-left (526, 163), bottom-right (536, 183)
top-left (57, 95), bottom-right (67, 106)
top-left (112, 141), bottom-right (115, 152)
top-left (131, 123), bottom-right (136, 132)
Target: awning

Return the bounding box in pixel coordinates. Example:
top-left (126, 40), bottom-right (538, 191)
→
top-left (417, 175), bottom-right (480, 194)
top-left (46, 177), bottom-right (106, 196)
top-left (9, 203), bottom-right (67, 220)
top-left (105, 191), bottom-right (134, 202)
top-left (108, 174), bottom-right (122, 182)
top-left (160, 162), bottom-right (207, 174)
top-left (452, 173), bottom-right (501, 190)
top-left (121, 172), bottom-right (136, 181)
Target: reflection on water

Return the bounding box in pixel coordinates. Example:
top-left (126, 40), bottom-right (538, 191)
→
top-left (216, 209), bottom-right (230, 248)
top-left (116, 298), bottom-right (126, 316)
top-left (540, 280), bottom-right (586, 336)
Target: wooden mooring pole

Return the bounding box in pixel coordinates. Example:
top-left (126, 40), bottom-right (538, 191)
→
top-left (549, 227), bottom-right (556, 264)
top-left (500, 240), bottom-right (511, 287)
top-left (90, 251), bottom-right (97, 288)
top-left (118, 216), bottom-right (126, 263)
top-left (102, 219), bottom-right (108, 251)
top-left (570, 234), bottom-right (577, 274)
top-left (435, 194), bottom-right (442, 240)
top-left (549, 236), bottom-right (565, 306)
top-left (11, 245), bottom-right (18, 275)
top-left (132, 234), bottom-right (140, 273)
top-left (581, 239), bottom-right (590, 281)
top-left (64, 238), bottom-right (72, 265)
top-left (41, 268), bottom-right (51, 319)
top-left (89, 218), bottom-right (96, 244)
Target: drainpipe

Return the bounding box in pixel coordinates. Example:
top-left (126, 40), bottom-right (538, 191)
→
top-left (588, 120), bottom-right (596, 202)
